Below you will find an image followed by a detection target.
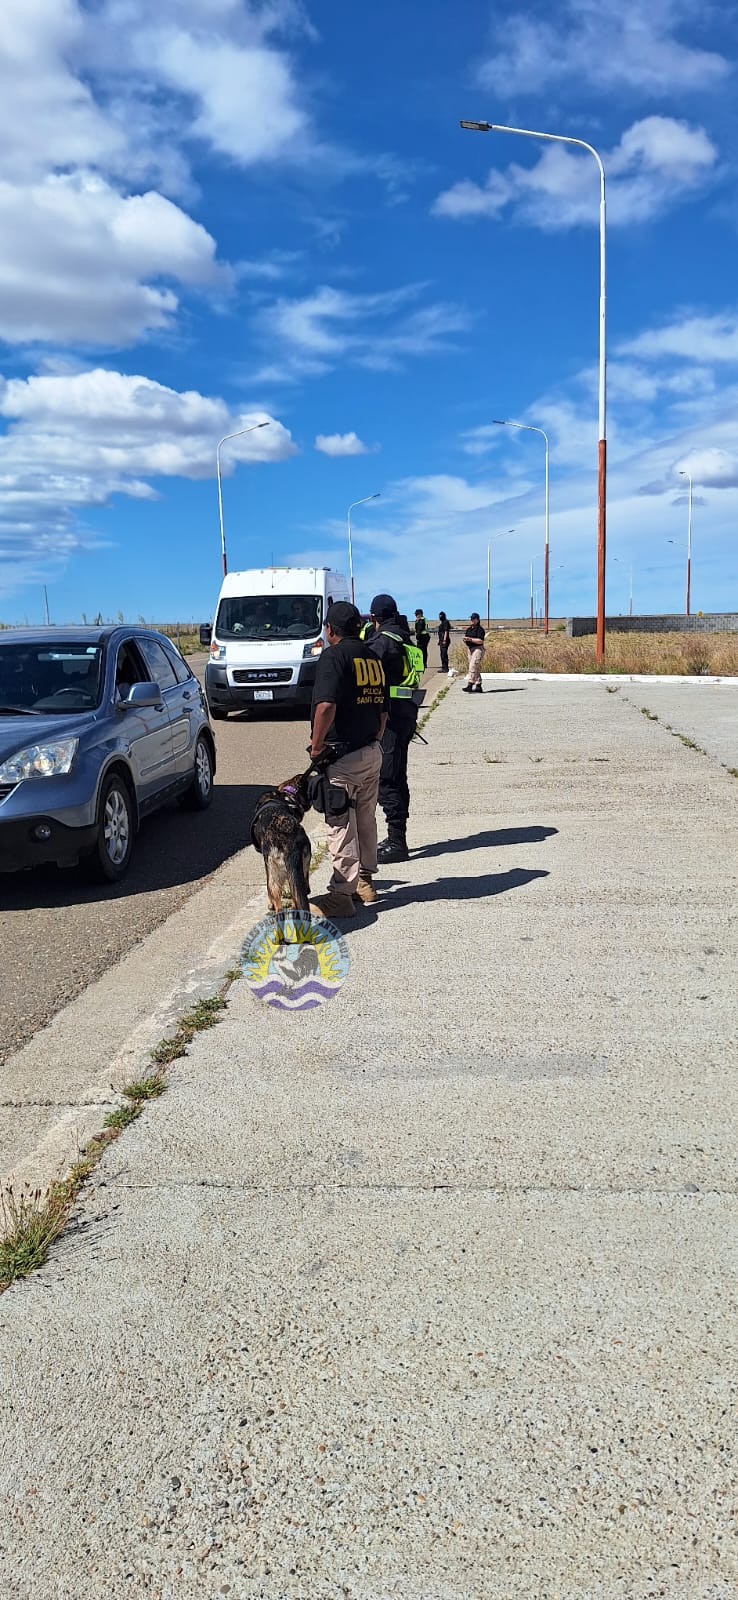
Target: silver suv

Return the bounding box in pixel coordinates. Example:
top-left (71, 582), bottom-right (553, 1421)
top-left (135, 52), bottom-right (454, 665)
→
top-left (0, 626), bottom-right (216, 883)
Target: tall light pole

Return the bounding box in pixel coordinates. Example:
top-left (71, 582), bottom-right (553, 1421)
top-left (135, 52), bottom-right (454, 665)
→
top-left (216, 421), bottom-right (270, 577)
top-left (679, 469), bottom-right (693, 616)
top-left (347, 493), bottom-right (380, 605)
top-left (493, 419), bottom-right (550, 634)
top-left (461, 119), bottom-right (607, 659)
top-left (486, 527), bottom-right (515, 629)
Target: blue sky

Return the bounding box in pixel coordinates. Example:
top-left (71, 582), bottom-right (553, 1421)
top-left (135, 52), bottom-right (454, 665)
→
top-left (1, 0), bottom-right (737, 623)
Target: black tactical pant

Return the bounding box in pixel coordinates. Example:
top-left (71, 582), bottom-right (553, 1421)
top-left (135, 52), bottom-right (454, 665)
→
top-left (379, 709), bottom-right (417, 831)
top-left (439, 640), bottom-right (449, 671)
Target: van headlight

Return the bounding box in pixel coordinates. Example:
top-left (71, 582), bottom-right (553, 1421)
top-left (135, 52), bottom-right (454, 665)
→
top-left (0, 737), bottom-right (79, 783)
top-left (210, 642), bottom-right (226, 661)
top-left (303, 639), bottom-right (324, 658)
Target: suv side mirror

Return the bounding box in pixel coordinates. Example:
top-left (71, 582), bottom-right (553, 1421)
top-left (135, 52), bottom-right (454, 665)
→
top-left (121, 681), bottom-right (163, 709)
top-left (199, 622), bottom-right (212, 647)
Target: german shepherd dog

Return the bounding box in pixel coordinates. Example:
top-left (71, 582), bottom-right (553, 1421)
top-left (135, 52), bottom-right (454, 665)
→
top-left (250, 772), bottom-right (312, 914)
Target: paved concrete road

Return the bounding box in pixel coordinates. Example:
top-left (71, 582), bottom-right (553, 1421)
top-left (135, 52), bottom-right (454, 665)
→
top-left (1, 679), bottom-right (735, 1597)
top-left (0, 660), bottom-right (312, 1062)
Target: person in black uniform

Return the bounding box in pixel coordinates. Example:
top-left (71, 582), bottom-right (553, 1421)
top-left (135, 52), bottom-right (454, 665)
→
top-left (368, 593), bottom-right (417, 863)
top-left (309, 600), bottom-right (387, 917)
top-left (438, 611), bottom-right (451, 673)
top-left (414, 609), bottom-right (430, 668)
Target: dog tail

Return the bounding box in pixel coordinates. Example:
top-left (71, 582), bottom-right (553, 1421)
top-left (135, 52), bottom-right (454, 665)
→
top-left (284, 835), bottom-right (312, 913)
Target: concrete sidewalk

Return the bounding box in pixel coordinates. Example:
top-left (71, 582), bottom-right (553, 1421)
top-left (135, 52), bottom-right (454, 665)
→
top-left (1, 680), bottom-right (737, 1598)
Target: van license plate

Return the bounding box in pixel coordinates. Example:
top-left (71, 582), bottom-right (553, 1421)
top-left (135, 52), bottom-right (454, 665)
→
top-left (254, 689), bottom-right (273, 701)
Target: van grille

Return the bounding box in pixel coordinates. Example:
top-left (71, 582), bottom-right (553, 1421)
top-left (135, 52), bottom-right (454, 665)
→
top-left (232, 668), bottom-right (292, 684)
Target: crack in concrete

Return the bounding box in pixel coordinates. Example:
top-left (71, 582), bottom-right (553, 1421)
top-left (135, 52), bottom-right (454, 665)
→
top-left (101, 1177), bottom-right (734, 1198)
top-left (0, 1100), bottom-right (114, 1109)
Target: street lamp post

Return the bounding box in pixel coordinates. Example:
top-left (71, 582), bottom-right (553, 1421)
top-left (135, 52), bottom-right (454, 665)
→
top-left (216, 421), bottom-right (270, 577)
top-left (493, 419), bottom-right (550, 634)
top-left (461, 119), bottom-right (607, 659)
top-left (347, 494), bottom-right (380, 605)
top-left (679, 469), bottom-right (693, 616)
top-left (486, 527), bottom-right (515, 629)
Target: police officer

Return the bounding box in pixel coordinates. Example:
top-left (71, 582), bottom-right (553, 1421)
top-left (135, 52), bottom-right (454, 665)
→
top-left (368, 594), bottom-right (417, 863)
top-left (309, 601), bottom-right (387, 918)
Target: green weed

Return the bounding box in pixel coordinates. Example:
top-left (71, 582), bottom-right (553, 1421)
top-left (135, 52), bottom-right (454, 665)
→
top-left (0, 1184), bottom-right (73, 1289)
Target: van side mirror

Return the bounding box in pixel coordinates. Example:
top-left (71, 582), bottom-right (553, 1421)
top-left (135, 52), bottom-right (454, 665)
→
top-left (199, 622), bottom-right (212, 647)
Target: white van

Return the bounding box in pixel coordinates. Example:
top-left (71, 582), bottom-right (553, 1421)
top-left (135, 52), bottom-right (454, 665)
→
top-left (201, 566), bottom-right (350, 718)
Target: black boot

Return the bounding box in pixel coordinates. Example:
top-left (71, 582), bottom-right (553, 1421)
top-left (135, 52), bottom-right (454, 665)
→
top-left (377, 830), bottom-right (409, 863)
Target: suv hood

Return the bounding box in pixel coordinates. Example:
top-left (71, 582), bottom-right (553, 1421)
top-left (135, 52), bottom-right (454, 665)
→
top-left (0, 710), bottom-right (96, 763)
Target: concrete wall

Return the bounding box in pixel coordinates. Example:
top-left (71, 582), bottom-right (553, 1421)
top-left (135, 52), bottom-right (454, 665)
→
top-left (567, 613), bottom-right (738, 637)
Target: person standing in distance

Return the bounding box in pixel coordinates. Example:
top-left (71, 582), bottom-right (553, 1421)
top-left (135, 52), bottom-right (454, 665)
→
top-left (438, 611), bottom-right (451, 674)
top-left (414, 608), bottom-right (430, 669)
top-left (309, 601), bottom-right (387, 918)
top-left (462, 612), bottom-right (486, 693)
top-left (368, 594), bottom-right (417, 863)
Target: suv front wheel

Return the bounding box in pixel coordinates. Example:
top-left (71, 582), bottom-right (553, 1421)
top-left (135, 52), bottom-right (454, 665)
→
top-left (85, 772), bottom-right (134, 882)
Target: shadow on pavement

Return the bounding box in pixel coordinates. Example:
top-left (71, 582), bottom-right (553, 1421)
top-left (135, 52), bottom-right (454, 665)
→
top-left (413, 826), bottom-right (558, 860)
top-left (380, 867), bottom-right (550, 908)
top-left (0, 781), bottom-right (264, 909)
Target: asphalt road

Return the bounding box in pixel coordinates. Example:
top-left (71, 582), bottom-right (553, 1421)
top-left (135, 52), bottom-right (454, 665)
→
top-left (0, 655), bottom-right (313, 1063)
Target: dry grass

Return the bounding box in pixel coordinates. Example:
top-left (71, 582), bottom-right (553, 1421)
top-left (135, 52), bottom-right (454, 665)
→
top-left (454, 630), bottom-right (738, 677)
top-left (0, 1184), bottom-right (73, 1288)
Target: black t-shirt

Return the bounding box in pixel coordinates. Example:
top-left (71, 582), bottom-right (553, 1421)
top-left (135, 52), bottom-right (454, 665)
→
top-left (368, 618), bottom-right (408, 687)
top-left (438, 619), bottom-right (450, 644)
top-left (311, 636), bottom-right (387, 751)
top-left (465, 621), bottom-right (485, 648)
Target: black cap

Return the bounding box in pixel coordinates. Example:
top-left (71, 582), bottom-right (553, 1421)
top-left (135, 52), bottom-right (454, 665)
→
top-left (326, 600), bottom-right (360, 634)
top-left (370, 593), bottom-right (397, 620)
top-left (470, 611), bottom-right (480, 621)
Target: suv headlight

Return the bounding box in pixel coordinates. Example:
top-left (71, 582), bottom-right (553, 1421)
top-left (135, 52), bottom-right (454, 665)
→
top-left (0, 737), bottom-right (79, 784)
top-left (303, 639), bottom-right (324, 658)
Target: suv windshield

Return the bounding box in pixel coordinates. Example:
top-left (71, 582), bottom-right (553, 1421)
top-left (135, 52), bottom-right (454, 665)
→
top-left (216, 595), bottom-right (322, 641)
top-left (0, 643), bottom-right (104, 714)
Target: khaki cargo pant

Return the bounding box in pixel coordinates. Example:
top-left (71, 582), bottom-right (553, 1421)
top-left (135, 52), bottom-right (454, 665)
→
top-left (466, 646), bottom-right (484, 685)
top-left (324, 741), bottom-right (382, 895)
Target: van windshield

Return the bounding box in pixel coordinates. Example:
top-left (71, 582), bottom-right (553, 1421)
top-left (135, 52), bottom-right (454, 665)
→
top-left (216, 595), bottom-right (323, 641)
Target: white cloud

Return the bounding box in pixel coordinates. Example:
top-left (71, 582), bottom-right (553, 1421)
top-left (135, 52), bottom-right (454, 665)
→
top-left (134, 25), bottom-right (308, 169)
top-left (434, 117), bottom-right (718, 229)
top-left (477, 0), bottom-right (732, 97)
top-left (621, 312), bottom-right (738, 364)
top-left (0, 0), bottom-right (125, 184)
top-left (0, 367), bottom-right (297, 591)
top-left (396, 474), bottom-right (500, 514)
top-left (678, 448), bottom-right (738, 488)
top-left (257, 283), bottom-right (472, 379)
top-left (0, 172), bottom-right (224, 346)
top-left (315, 432), bottom-right (371, 457)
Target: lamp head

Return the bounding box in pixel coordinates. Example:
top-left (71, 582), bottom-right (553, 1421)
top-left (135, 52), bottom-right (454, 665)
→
top-left (460, 120), bottom-right (492, 133)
